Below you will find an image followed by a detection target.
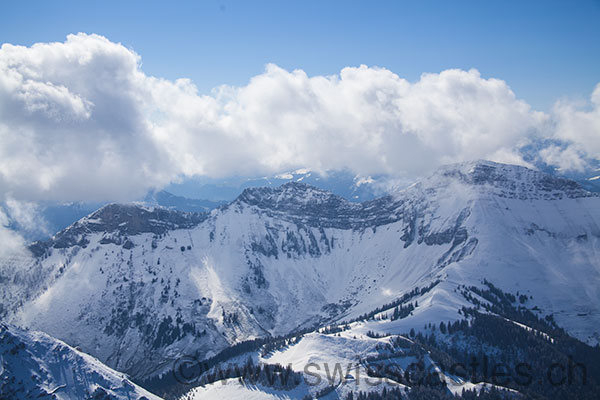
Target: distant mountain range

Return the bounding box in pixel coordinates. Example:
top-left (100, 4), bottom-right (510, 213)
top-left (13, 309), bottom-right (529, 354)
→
top-left (6, 162), bottom-right (600, 244)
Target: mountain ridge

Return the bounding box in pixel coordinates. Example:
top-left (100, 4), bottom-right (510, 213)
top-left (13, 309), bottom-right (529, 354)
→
top-left (0, 323), bottom-right (162, 399)
top-left (2, 160), bottom-right (599, 384)
top-left (28, 160), bottom-right (598, 255)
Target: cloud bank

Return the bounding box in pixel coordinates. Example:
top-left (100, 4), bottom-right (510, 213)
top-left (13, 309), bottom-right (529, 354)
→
top-left (0, 207), bottom-right (29, 258)
top-left (0, 33), bottom-right (598, 205)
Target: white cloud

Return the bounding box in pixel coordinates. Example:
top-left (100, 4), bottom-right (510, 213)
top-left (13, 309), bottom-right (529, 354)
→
top-left (541, 84), bottom-right (600, 171)
top-left (0, 207), bottom-right (29, 258)
top-left (0, 33), bottom-right (598, 208)
top-left (154, 65), bottom-right (546, 178)
top-left (0, 34), bottom-right (174, 203)
top-left (4, 197), bottom-right (48, 236)
top-left (538, 145), bottom-right (589, 172)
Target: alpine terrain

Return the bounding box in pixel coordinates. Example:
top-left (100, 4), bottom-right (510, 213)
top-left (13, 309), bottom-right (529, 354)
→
top-left (1, 160), bottom-right (599, 399)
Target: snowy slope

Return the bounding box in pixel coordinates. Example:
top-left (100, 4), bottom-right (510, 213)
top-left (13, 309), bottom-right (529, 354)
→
top-left (2, 160), bottom-right (599, 382)
top-left (0, 323), bottom-right (162, 399)
top-left (180, 329), bottom-right (515, 400)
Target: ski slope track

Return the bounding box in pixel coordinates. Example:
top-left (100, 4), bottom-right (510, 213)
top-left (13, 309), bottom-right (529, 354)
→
top-left (1, 160), bottom-right (599, 382)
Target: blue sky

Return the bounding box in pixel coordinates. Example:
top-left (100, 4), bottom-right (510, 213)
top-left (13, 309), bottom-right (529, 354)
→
top-left (2, 0), bottom-right (599, 111)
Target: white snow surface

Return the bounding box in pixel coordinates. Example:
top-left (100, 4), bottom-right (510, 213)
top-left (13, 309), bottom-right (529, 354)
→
top-left (0, 323), bottom-right (162, 399)
top-left (181, 329), bottom-right (515, 400)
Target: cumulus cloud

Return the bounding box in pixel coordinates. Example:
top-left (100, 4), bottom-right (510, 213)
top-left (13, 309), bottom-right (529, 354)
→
top-left (541, 84), bottom-right (600, 171)
top-left (154, 65), bottom-right (546, 178)
top-left (0, 33), bottom-right (598, 207)
top-left (0, 34), bottom-right (174, 203)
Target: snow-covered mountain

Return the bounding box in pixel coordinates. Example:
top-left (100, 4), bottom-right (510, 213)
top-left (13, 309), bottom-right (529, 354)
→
top-left (2, 160), bottom-right (599, 387)
top-left (2, 190), bottom-right (223, 243)
top-left (163, 168), bottom-right (389, 203)
top-left (0, 323), bottom-right (162, 399)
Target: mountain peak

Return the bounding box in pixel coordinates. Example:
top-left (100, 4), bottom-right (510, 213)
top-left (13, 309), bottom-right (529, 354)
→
top-left (231, 181), bottom-right (402, 229)
top-left (423, 160), bottom-right (594, 200)
top-left (236, 181), bottom-right (346, 209)
top-left (436, 159), bottom-right (531, 180)
top-left (81, 203), bottom-right (207, 235)
top-left (28, 203), bottom-right (207, 256)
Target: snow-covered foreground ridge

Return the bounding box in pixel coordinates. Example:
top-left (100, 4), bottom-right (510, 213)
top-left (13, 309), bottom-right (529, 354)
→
top-left (1, 160), bottom-right (599, 382)
top-left (0, 323), bottom-right (162, 399)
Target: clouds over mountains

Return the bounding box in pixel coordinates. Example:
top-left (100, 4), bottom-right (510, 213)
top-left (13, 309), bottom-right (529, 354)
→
top-left (0, 33), bottom-right (598, 203)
